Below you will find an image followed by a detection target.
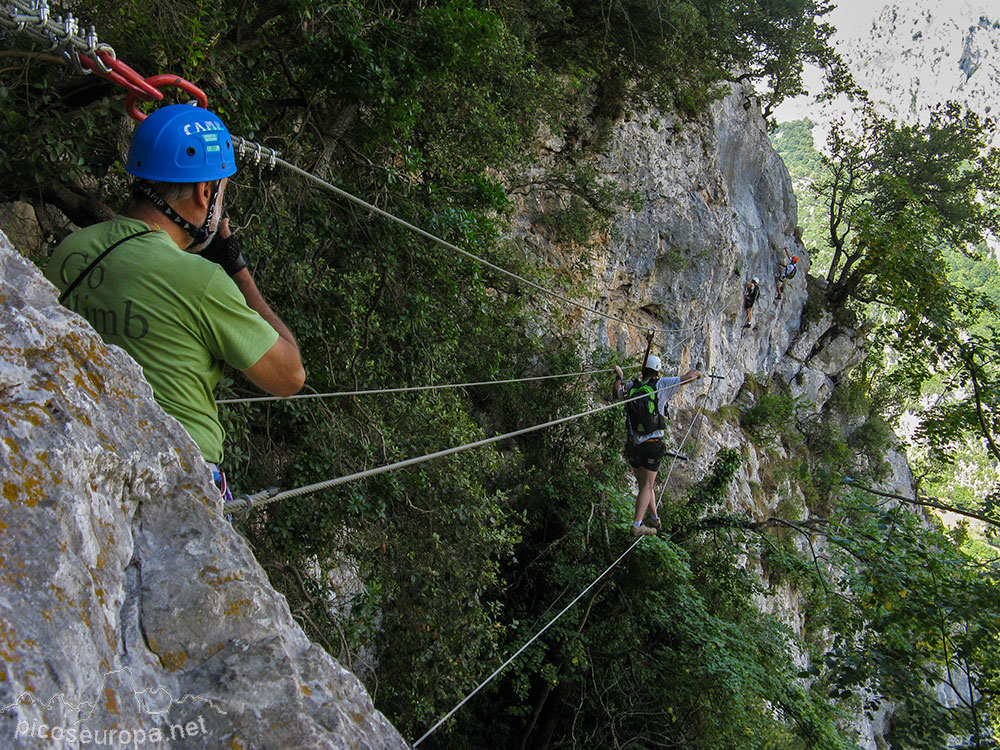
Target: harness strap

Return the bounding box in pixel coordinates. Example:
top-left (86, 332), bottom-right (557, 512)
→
top-left (133, 182), bottom-right (219, 248)
top-left (58, 229), bottom-right (154, 304)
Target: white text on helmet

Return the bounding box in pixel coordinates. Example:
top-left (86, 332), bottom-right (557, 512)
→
top-left (183, 121), bottom-right (225, 136)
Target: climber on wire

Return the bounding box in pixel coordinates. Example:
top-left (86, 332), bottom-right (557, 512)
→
top-left (743, 277), bottom-right (760, 328)
top-left (775, 255), bottom-right (799, 301)
top-left (45, 104), bottom-right (305, 505)
top-left (612, 336), bottom-right (702, 537)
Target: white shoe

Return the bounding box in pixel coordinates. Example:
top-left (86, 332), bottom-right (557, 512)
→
top-left (630, 524), bottom-right (657, 537)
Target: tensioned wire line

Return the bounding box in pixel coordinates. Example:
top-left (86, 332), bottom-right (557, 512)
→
top-left (0, 6), bottom-right (695, 336)
top-left (270, 155), bottom-right (700, 336)
top-left (226, 330), bottom-right (702, 514)
top-left (216, 366), bottom-right (639, 405)
top-left (655, 383), bottom-right (710, 507)
top-left (410, 537), bottom-right (642, 747)
top-left (655, 304), bottom-right (748, 506)
top-left (655, 366), bottom-right (727, 506)
top-left (215, 334), bottom-right (694, 404)
top-left (411, 369), bottom-right (714, 747)
top-left (223, 378), bottom-right (692, 515)
top-left (225, 331), bottom-right (701, 513)
top-left (217, 333), bottom-right (695, 406)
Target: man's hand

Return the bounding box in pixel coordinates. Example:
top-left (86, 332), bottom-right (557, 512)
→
top-left (199, 218), bottom-right (247, 276)
top-left (611, 365), bottom-right (625, 401)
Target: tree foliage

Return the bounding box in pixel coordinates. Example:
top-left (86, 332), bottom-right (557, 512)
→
top-left (818, 103), bottom-right (1000, 311)
top-left (778, 105), bottom-right (1000, 518)
top-left (6, 1), bottom-right (1000, 747)
top-left (774, 103), bottom-right (1000, 741)
top-left (815, 491), bottom-right (1000, 749)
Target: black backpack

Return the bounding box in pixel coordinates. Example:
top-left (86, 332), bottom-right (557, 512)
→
top-left (625, 378), bottom-right (666, 439)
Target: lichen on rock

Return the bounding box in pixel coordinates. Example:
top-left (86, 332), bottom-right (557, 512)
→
top-left (0, 233), bottom-right (406, 749)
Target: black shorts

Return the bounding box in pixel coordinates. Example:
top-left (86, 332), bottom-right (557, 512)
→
top-left (624, 438), bottom-right (665, 471)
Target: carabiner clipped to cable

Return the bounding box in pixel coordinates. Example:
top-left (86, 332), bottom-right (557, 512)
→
top-left (78, 49), bottom-right (163, 101)
top-left (124, 73), bottom-right (208, 121)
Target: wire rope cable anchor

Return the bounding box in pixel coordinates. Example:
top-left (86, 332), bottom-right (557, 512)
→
top-left (54, 12), bottom-right (78, 46)
top-left (226, 486), bottom-right (279, 523)
top-left (3, 0), bottom-right (48, 41)
top-left (232, 135), bottom-right (280, 169)
top-left (28, 0), bottom-right (49, 29)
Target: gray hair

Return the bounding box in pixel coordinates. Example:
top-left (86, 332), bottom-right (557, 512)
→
top-left (130, 178), bottom-right (198, 203)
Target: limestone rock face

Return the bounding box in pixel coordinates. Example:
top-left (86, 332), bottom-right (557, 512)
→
top-left (0, 235), bottom-right (406, 749)
top-left (846, 1), bottom-right (1000, 134)
top-left (513, 85), bottom-right (847, 420)
top-left (511, 86), bottom-right (906, 750)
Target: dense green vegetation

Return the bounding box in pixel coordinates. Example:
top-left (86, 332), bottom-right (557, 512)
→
top-left (772, 110), bottom-right (1000, 744)
top-left (770, 118), bottom-right (830, 265)
top-left (4, 0), bottom-right (1000, 746)
top-left (771, 112), bottom-right (1000, 495)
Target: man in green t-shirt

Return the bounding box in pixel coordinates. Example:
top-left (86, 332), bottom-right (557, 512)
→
top-left (45, 104), bottom-right (304, 501)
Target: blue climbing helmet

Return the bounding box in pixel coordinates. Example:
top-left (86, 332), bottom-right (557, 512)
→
top-left (125, 104), bottom-right (237, 183)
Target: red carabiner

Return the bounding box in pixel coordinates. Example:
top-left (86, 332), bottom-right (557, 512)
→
top-left (125, 74), bottom-right (209, 122)
top-left (77, 50), bottom-right (164, 102)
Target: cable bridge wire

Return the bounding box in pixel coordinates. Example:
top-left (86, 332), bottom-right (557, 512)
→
top-left (223, 336), bottom-right (699, 515)
top-left (266, 155), bottom-right (700, 337)
top-left (216, 366), bottom-right (637, 405)
top-left (222, 329), bottom-right (693, 515)
top-left (0, 14), bottom-right (719, 737)
top-left (410, 537), bottom-right (643, 747)
top-left (655, 302), bottom-right (746, 507)
top-left (410, 357), bottom-right (713, 747)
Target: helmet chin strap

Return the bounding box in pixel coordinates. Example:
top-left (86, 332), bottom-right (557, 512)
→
top-left (134, 182), bottom-right (220, 250)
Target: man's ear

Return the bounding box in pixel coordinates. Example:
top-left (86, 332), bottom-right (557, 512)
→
top-left (193, 181), bottom-right (213, 210)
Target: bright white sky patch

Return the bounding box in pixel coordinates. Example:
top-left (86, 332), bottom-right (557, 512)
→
top-left (774, 0), bottom-right (951, 120)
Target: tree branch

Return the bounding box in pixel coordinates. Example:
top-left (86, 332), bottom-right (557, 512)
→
top-left (0, 51), bottom-right (66, 65)
top-left (964, 351), bottom-right (1000, 465)
top-left (843, 479), bottom-right (1000, 530)
top-left (41, 183), bottom-right (115, 228)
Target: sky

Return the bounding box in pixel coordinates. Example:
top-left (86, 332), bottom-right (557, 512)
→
top-left (785, 0), bottom-right (976, 100)
top-left (773, 0), bottom-right (886, 120)
top-left (824, 0), bottom-right (884, 40)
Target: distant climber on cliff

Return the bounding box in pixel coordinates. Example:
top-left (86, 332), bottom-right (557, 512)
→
top-left (612, 342), bottom-right (702, 537)
top-left (775, 255), bottom-right (798, 301)
top-left (45, 104), bottom-right (305, 505)
top-left (743, 277), bottom-right (760, 328)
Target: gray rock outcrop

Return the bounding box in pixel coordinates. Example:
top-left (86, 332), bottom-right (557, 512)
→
top-left (1, 79), bottom-right (918, 750)
top-left (0, 235), bottom-right (407, 749)
top-left (511, 86), bottom-right (912, 750)
top-left (512, 85), bottom-right (834, 410)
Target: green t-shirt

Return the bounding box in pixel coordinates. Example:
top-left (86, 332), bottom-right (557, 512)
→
top-left (45, 216), bottom-right (279, 463)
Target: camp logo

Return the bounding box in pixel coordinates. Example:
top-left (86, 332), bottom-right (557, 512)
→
top-left (181, 120), bottom-right (225, 136)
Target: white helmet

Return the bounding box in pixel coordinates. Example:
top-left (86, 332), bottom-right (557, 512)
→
top-left (645, 354), bottom-right (662, 372)
top-left (752, 277), bottom-right (760, 284)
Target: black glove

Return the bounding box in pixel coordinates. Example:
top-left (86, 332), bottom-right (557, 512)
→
top-left (199, 232), bottom-right (247, 276)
